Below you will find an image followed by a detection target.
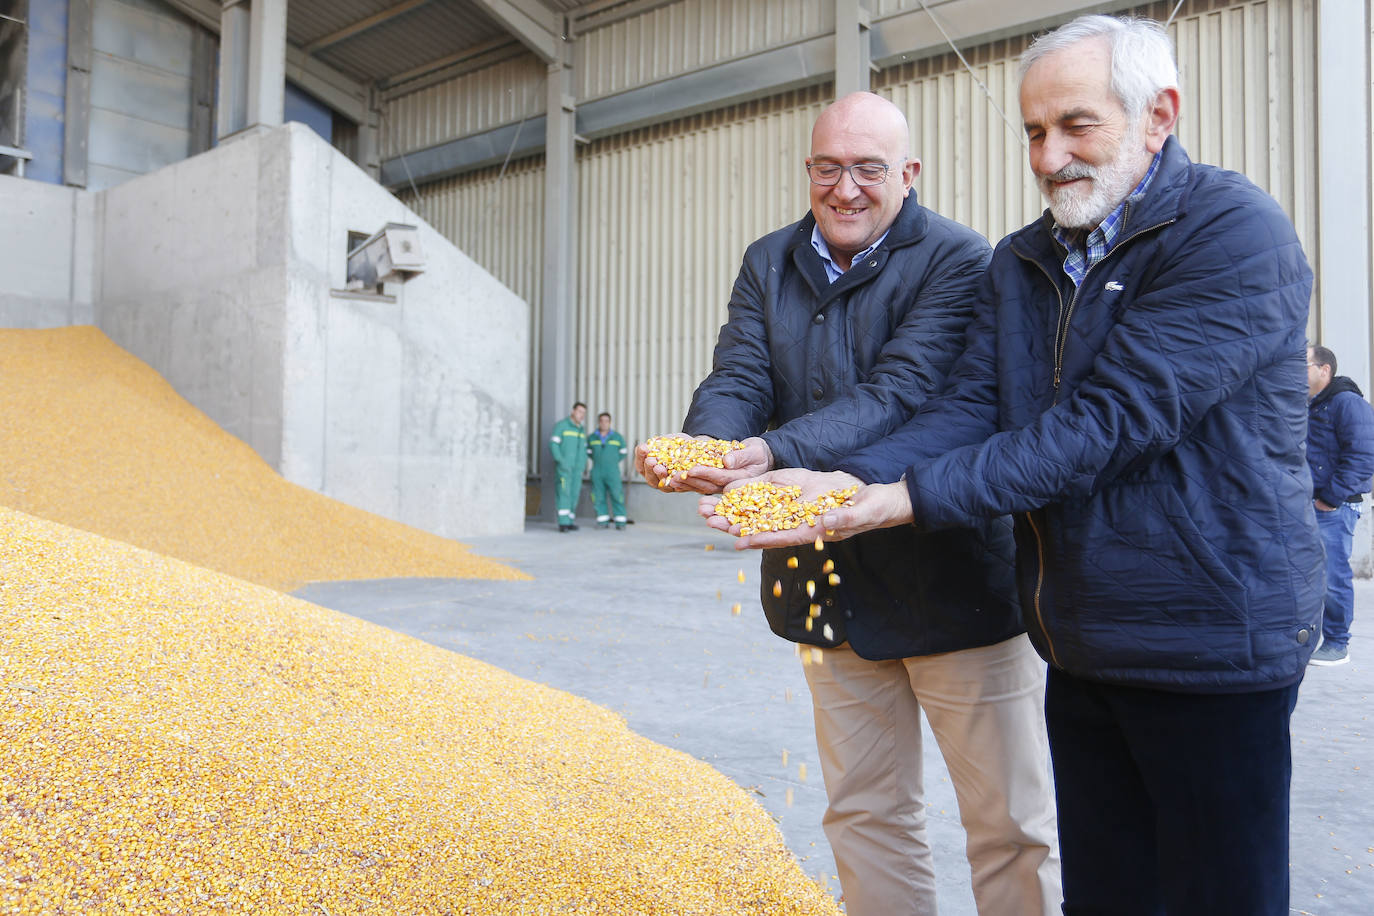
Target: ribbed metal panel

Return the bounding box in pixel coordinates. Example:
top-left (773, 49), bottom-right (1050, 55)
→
top-left (405, 0), bottom-right (1319, 475)
top-left (381, 54), bottom-right (546, 159)
top-left (315, 2), bottom-right (506, 85)
top-left (575, 0), bottom-right (831, 101)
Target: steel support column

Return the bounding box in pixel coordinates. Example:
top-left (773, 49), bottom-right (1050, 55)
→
top-left (216, 0), bottom-right (286, 140)
top-left (1316, 0), bottom-right (1372, 389)
top-left (835, 0), bottom-right (872, 98)
top-left (539, 56), bottom-right (577, 521)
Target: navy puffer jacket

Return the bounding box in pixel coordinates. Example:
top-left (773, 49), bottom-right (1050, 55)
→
top-left (838, 138), bottom-right (1323, 690)
top-left (684, 194), bottom-right (1023, 659)
top-left (1306, 376), bottom-right (1374, 506)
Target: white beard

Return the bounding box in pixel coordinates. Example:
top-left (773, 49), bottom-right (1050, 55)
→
top-left (1039, 139), bottom-right (1150, 230)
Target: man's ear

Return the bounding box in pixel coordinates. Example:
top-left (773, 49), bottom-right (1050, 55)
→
top-left (1143, 87), bottom-right (1181, 154)
top-left (902, 158), bottom-right (922, 196)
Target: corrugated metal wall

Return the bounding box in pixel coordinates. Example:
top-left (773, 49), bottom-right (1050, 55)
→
top-left (87, 0), bottom-right (195, 190)
top-left (575, 0), bottom-right (832, 101)
top-left (380, 54), bottom-right (546, 160)
top-left (402, 0), bottom-right (1320, 475)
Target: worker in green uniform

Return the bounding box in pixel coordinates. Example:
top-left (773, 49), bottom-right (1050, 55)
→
top-left (586, 412), bottom-right (629, 529)
top-left (549, 402), bottom-right (588, 532)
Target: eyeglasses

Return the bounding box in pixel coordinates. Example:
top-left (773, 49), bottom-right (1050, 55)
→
top-left (807, 162), bottom-right (891, 187)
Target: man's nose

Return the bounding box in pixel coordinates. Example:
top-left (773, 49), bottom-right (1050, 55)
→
top-left (831, 168), bottom-right (864, 196)
top-left (1034, 132), bottom-right (1074, 176)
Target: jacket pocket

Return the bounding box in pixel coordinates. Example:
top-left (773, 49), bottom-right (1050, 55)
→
top-left (1051, 482), bottom-right (1254, 674)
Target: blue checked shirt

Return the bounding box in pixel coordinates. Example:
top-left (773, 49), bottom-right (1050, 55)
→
top-left (811, 225), bottom-right (891, 284)
top-left (1051, 151), bottom-right (1163, 287)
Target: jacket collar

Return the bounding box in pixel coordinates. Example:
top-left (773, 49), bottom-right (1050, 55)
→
top-left (788, 192), bottom-right (931, 301)
top-left (1012, 135), bottom-right (1193, 264)
top-left (1312, 375), bottom-right (1365, 409)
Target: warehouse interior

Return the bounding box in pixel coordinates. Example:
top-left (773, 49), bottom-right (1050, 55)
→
top-left (1, 0), bottom-right (1370, 544)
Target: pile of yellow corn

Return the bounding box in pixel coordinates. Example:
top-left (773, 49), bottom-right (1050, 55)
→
top-left (0, 327), bottom-right (525, 591)
top-left (715, 481), bottom-right (858, 535)
top-left (0, 327), bottom-right (841, 914)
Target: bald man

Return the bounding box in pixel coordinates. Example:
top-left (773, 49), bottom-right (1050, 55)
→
top-left (637, 92), bottom-right (1060, 915)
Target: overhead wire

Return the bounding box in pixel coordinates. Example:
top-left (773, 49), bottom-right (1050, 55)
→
top-left (915, 0), bottom-right (1026, 148)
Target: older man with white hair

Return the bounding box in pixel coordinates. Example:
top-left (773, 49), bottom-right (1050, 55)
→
top-left (711, 16), bottom-right (1322, 914)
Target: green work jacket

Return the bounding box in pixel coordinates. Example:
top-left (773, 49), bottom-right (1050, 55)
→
top-left (586, 430), bottom-right (627, 474)
top-left (549, 417), bottom-right (588, 472)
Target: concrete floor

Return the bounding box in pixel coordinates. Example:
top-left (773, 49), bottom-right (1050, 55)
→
top-left (297, 515), bottom-right (1373, 915)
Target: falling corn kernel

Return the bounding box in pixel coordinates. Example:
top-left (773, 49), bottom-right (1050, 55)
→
top-left (787, 556), bottom-right (798, 569)
top-left (738, 569), bottom-right (747, 584)
top-left (806, 580), bottom-right (815, 598)
top-left (782, 749), bottom-right (790, 766)
top-left (804, 617), bottom-right (813, 632)
top-left (828, 573), bottom-right (841, 586)
top-left (822, 559), bottom-right (834, 574)
top-left (731, 603), bottom-right (742, 616)
top-left (798, 763), bottom-right (807, 783)
top-left (716, 589), bottom-right (722, 601)
top-left (810, 647), bottom-right (824, 665)
top-left (784, 688), bottom-right (794, 703)
top-left (704, 543), bottom-right (715, 551)
top-left (822, 623), bottom-right (834, 641)
top-left (786, 788), bottom-right (795, 807)
top-left (773, 579), bottom-right (783, 598)
top-left (814, 536), bottom-right (824, 551)
top-left (809, 603), bottom-right (821, 617)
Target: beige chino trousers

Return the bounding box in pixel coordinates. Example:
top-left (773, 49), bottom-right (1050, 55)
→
top-left (802, 633), bottom-right (1061, 916)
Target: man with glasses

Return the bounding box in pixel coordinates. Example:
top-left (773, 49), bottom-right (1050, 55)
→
top-left (637, 91), bottom-right (1059, 915)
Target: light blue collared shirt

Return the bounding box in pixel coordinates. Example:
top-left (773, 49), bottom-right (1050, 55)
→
top-left (810, 225), bottom-right (891, 284)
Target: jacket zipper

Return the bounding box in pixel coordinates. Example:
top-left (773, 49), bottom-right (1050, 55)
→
top-left (1009, 210), bottom-right (1176, 666)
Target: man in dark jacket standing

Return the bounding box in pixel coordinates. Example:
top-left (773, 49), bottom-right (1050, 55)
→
top-left (638, 92), bottom-right (1059, 915)
top-left (1306, 345), bottom-right (1374, 666)
top-left (712, 17), bottom-right (1322, 915)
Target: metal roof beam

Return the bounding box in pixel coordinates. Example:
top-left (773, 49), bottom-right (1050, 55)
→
top-left (302, 0), bottom-right (434, 54)
top-left (468, 0), bottom-right (562, 64)
top-left (378, 0), bottom-right (1123, 186)
top-left (163, 0), bottom-right (369, 124)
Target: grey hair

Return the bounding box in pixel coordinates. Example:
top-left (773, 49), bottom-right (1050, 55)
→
top-left (1018, 15), bottom-right (1179, 122)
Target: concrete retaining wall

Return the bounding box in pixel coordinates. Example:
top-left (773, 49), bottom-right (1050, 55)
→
top-left (0, 124), bottom-right (529, 539)
top-left (0, 176), bottom-right (98, 327)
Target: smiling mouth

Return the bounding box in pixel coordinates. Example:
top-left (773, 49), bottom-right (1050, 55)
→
top-left (833, 207), bottom-right (864, 216)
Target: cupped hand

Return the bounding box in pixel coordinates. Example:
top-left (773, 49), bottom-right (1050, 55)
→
top-left (698, 469), bottom-right (915, 548)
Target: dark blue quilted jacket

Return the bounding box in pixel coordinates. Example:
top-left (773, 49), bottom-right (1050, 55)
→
top-left (1306, 377), bottom-right (1374, 507)
top-left (683, 194), bottom-right (1023, 660)
top-left (838, 139), bottom-right (1324, 690)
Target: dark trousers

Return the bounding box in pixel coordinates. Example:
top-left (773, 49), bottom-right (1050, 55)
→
top-left (1045, 668), bottom-right (1300, 915)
